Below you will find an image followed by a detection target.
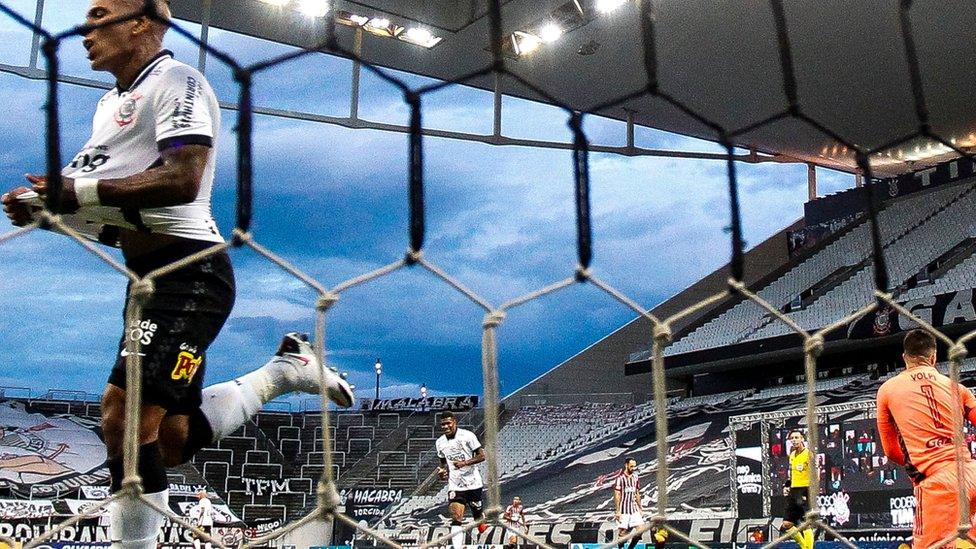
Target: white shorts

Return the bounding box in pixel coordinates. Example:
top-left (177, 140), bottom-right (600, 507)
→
top-left (617, 513), bottom-right (645, 530)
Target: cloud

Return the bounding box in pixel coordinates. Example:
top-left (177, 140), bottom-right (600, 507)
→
top-left (0, 32), bottom-right (855, 399)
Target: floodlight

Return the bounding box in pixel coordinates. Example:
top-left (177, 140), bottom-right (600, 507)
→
top-left (296, 0), bottom-right (328, 17)
top-left (365, 17), bottom-right (398, 37)
top-left (405, 27), bottom-right (432, 44)
top-left (513, 31), bottom-right (542, 55)
top-left (399, 26), bottom-right (443, 48)
top-left (538, 22), bottom-right (563, 43)
top-left (595, 0), bottom-right (627, 13)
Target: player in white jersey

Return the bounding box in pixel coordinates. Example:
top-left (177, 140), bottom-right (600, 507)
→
top-left (613, 457), bottom-right (644, 549)
top-left (189, 490), bottom-right (214, 549)
top-left (2, 2), bottom-right (353, 547)
top-left (436, 411), bottom-right (487, 549)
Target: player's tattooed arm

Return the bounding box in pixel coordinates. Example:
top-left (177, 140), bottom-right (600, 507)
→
top-left (453, 447), bottom-right (486, 469)
top-left (27, 144), bottom-right (210, 212)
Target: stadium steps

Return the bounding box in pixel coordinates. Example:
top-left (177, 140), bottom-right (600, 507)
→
top-left (732, 261), bottom-right (870, 343)
top-left (336, 411), bottom-right (431, 490)
top-left (654, 208), bottom-right (871, 356)
top-left (928, 238), bottom-right (976, 279)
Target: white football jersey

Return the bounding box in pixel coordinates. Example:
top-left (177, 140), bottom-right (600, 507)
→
top-left (191, 497), bottom-right (214, 527)
top-left (436, 428), bottom-right (484, 491)
top-left (61, 50), bottom-right (222, 243)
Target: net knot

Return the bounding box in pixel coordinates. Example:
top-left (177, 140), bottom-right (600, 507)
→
top-left (120, 475), bottom-right (143, 496)
top-left (483, 310), bottom-right (506, 329)
top-left (317, 480), bottom-right (341, 514)
top-left (484, 505), bottom-right (503, 521)
top-left (38, 210), bottom-right (56, 230)
top-left (574, 265), bottom-right (591, 282)
top-left (233, 67), bottom-right (252, 85)
top-left (317, 292), bottom-right (340, 311)
top-left (949, 343), bottom-right (969, 362)
top-left (804, 334), bottom-right (824, 357)
top-left (130, 279), bottom-right (155, 302)
top-left (653, 322), bottom-right (672, 345)
top-left (727, 277), bottom-right (746, 295)
top-left (230, 228), bottom-right (250, 247)
top-left (406, 248), bottom-right (423, 265)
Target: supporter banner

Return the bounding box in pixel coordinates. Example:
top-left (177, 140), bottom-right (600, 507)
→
top-left (387, 518), bottom-right (911, 546)
top-left (79, 486), bottom-right (109, 500)
top-left (361, 395), bottom-right (478, 412)
top-left (26, 541), bottom-right (112, 549)
top-left (847, 289), bottom-right (976, 339)
top-left (788, 214), bottom-right (860, 257)
top-left (346, 488), bottom-right (402, 523)
top-left (242, 477), bottom-right (290, 496)
top-left (168, 483), bottom-right (215, 497)
top-left (881, 156), bottom-right (976, 201)
top-left (0, 521), bottom-right (245, 544)
top-left (0, 499), bottom-right (55, 519)
top-left (64, 499), bottom-right (108, 518)
top-left (0, 401), bottom-right (109, 498)
top-left (175, 502), bottom-right (240, 525)
top-left (242, 518), bottom-right (284, 539)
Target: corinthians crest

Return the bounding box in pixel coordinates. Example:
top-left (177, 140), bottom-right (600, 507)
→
top-left (873, 306), bottom-right (894, 336)
top-left (114, 93), bottom-right (142, 127)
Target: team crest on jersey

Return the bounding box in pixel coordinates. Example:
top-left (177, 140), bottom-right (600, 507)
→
top-left (171, 350), bottom-right (202, 381)
top-left (114, 93), bottom-right (142, 127)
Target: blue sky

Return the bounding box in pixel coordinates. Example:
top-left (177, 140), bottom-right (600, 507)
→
top-left (0, 3), bottom-right (854, 406)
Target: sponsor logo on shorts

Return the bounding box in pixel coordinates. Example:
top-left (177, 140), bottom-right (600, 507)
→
top-left (171, 351), bottom-right (202, 381)
top-left (127, 319), bottom-right (158, 346)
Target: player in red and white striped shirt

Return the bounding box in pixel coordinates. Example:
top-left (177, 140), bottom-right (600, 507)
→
top-left (613, 457), bottom-right (644, 549)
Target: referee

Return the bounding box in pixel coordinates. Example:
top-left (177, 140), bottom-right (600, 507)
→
top-left (781, 430), bottom-right (814, 549)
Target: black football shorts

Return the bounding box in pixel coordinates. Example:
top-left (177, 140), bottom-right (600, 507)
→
top-left (108, 239), bottom-right (235, 414)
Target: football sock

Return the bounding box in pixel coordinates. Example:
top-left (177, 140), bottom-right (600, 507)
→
top-left (451, 520), bottom-right (464, 549)
top-left (198, 375), bottom-right (264, 441)
top-left (109, 489), bottom-right (168, 549)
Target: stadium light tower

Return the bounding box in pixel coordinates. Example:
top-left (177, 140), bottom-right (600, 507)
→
top-left (374, 358), bottom-right (382, 400)
top-left (420, 384), bottom-right (427, 399)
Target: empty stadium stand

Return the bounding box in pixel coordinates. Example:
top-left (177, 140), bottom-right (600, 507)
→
top-left (654, 179), bottom-right (976, 356)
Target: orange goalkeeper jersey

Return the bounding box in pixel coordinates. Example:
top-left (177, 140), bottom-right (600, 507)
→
top-left (876, 365), bottom-right (976, 478)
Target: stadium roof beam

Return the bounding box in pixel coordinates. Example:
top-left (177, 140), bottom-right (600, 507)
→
top-left (0, 60), bottom-right (794, 166)
top-left (166, 0), bottom-right (976, 177)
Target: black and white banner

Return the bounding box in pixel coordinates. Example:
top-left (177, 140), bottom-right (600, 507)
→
top-left (0, 401), bottom-right (109, 498)
top-left (848, 288), bottom-right (976, 339)
top-left (346, 488), bottom-right (403, 524)
top-left (175, 502), bottom-right (240, 525)
top-left (361, 395), bottom-right (478, 412)
top-left (0, 499), bottom-right (55, 519)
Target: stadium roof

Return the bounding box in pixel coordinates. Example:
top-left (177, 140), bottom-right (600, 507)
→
top-left (170, 0), bottom-right (976, 177)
